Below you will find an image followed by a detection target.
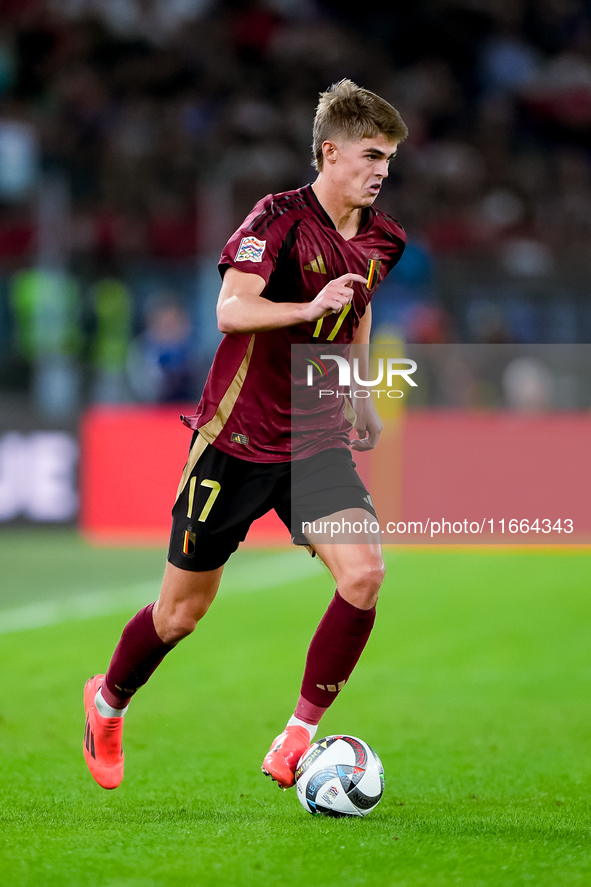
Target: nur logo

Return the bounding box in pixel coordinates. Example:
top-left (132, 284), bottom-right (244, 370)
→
top-left (307, 355), bottom-right (417, 388)
top-left (305, 353), bottom-right (418, 401)
top-left (305, 356), bottom-right (328, 385)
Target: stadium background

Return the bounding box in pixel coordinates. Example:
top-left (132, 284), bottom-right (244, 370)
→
top-left (2, 0), bottom-right (591, 533)
top-left (2, 3), bottom-right (591, 886)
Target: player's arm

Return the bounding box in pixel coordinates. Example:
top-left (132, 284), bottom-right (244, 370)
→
top-left (350, 305), bottom-right (384, 451)
top-left (217, 267), bottom-right (367, 334)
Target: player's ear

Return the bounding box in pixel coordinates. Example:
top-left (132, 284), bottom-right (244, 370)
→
top-left (322, 140), bottom-right (339, 165)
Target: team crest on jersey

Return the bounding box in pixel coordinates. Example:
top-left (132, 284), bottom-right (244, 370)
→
top-left (365, 255), bottom-right (382, 291)
top-left (235, 235), bottom-right (266, 263)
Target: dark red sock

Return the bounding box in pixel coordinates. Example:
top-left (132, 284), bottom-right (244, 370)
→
top-left (102, 603), bottom-right (172, 708)
top-left (297, 590), bottom-right (376, 720)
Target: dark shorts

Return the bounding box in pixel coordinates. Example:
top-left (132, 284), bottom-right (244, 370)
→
top-left (167, 434), bottom-right (377, 572)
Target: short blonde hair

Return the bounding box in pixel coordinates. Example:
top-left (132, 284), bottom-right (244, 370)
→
top-left (312, 79), bottom-right (408, 171)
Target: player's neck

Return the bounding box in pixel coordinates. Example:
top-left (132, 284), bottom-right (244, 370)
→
top-left (311, 180), bottom-right (363, 241)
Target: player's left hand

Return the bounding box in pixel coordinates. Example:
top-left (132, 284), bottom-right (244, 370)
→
top-left (350, 398), bottom-right (383, 451)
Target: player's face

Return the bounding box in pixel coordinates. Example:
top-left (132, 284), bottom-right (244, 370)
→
top-left (328, 134), bottom-right (399, 208)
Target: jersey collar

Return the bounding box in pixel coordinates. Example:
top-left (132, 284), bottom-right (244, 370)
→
top-left (302, 184), bottom-right (373, 237)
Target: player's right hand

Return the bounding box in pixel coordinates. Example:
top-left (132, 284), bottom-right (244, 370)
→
top-left (303, 273), bottom-right (368, 322)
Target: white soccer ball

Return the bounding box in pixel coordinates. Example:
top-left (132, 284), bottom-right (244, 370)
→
top-left (295, 734), bottom-right (384, 817)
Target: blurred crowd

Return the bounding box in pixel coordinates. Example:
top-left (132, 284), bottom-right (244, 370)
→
top-left (2, 0), bottom-right (591, 413)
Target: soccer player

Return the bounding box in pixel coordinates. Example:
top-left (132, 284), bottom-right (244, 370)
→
top-left (83, 79), bottom-right (407, 791)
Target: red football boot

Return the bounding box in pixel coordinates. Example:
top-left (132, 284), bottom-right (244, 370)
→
top-left (83, 675), bottom-right (125, 790)
top-left (261, 726), bottom-right (311, 789)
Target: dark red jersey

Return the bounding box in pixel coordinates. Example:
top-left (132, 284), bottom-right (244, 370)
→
top-left (182, 183), bottom-right (406, 462)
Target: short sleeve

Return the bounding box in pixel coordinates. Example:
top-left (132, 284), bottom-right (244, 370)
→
top-left (218, 193), bottom-right (289, 286)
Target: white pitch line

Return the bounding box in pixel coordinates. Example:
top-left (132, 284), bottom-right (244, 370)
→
top-left (0, 549), bottom-right (324, 636)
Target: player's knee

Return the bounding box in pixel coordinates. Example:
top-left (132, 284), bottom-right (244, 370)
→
top-left (357, 557), bottom-right (385, 593)
top-left (341, 558), bottom-right (385, 608)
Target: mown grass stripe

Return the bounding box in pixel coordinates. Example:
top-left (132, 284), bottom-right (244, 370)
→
top-left (0, 549), bottom-right (323, 635)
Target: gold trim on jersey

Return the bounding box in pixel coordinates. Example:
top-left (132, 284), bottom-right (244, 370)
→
top-left (175, 334), bottom-right (256, 500)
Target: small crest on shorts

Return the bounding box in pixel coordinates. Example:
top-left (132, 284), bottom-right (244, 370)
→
top-left (235, 235), bottom-right (266, 263)
top-left (230, 431), bottom-right (249, 445)
top-left (182, 529), bottom-right (196, 558)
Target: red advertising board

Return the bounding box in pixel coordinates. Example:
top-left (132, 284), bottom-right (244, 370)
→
top-left (80, 406), bottom-right (288, 544)
top-left (80, 406), bottom-right (591, 545)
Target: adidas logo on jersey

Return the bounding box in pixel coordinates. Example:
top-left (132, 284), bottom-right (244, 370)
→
top-left (304, 255), bottom-right (327, 274)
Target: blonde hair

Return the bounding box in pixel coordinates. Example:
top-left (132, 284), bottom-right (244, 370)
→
top-left (312, 79), bottom-right (408, 171)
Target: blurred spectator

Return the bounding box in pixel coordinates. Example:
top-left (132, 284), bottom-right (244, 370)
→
top-left (372, 237), bottom-right (453, 343)
top-left (480, 25), bottom-right (541, 97)
top-left (502, 357), bottom-right (555, 410)
top-left (126, 292), bottom-right (196, 402)
top-left (91, 276), bottom-right (132, 402)
top-left (146, 192), bottom-right (198, 261)
top-left (522, 46), bottom-right (591, 136)
top-left (10, 266), bottom-right (82, 416)
top-left (466, 300), bottom-right (511, 344)
top-left (0, 119), bottom-right (38, 199)
top-left (0, 205), bottom-right (35, 259)
top-left (2, 0), bottom-right (591, 409)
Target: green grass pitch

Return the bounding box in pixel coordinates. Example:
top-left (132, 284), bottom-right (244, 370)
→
top-left (1, 529), bottom-right (591, 886)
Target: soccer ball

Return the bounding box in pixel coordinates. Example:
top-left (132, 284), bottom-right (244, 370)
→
top-left (295, 734), bottom-right (384, 817)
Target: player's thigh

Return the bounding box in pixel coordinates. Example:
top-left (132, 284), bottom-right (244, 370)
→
top-left (283, 447), bottom-right (379, 544)
top-left (307, 507), bottom-right (385, 610)
top-left (283, 448), bottom-right (383, 606)
top-left (169, 434), bottom-right (284, 573)
top-left (153, 561), bottom-right (224, 644)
